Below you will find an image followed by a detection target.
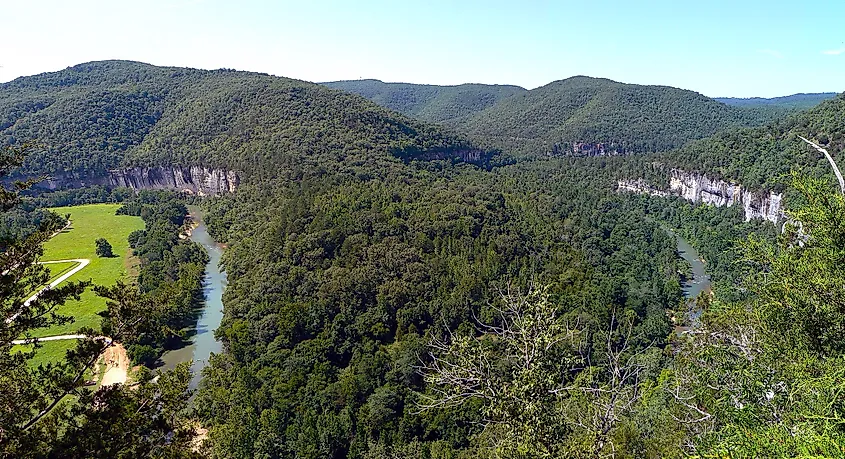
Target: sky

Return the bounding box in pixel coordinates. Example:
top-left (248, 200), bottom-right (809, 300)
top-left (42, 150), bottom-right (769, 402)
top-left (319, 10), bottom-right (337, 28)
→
top-left (1, 0), bottom-right (844, 97)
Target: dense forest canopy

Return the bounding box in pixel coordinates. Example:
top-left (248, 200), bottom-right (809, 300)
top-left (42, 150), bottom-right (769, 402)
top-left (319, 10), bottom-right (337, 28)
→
top-left (3, 59), bottom-right (845, 457)
top-left (322, 79), bottom-right (527, 125)
top-left (0, 61), bottom-right (487, 179)
top-left (194, 155), bottom-right (689, 457)
top-left (650, 93), bottom-right (845, 191)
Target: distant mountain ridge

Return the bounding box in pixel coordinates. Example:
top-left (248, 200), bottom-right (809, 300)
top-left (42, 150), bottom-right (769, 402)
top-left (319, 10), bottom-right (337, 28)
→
top-left (659, 92), bottom-right (845, 191)
top-left (321, 79), bottom-right (526, 124)
top-left (5, 62), bottom-right (835, 182)
top-left (327, 76), bottom-right (806, 156)
top-left (716, 93), bottom-right (837, 109)
top-left (455, 76), bottom-right (780, 156)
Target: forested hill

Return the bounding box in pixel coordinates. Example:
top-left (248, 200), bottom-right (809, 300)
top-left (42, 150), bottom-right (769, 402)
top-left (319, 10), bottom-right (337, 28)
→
top-left (322, 79), bottom-right (527, 125)
top-left (0, 61), bottom-right (486, 179)
top-left (656, 92), bottom-right (845, 191)
top-left (455, 76), bottom-right (780, 156)
top-left (8, 61), bottom-right (845, 457)
top-left (716, 92), bottom-right (837, 110)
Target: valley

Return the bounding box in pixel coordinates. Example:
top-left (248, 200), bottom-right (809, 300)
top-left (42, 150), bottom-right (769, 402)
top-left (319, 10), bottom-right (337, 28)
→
top-left (666, 227), bottom-right (711, 299)
top-left (1, 60), bottom-right (843, 458)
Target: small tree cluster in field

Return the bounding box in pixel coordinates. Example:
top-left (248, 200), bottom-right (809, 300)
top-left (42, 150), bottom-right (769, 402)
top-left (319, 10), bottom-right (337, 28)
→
top-left (95, 237), bottom-right (114, 258)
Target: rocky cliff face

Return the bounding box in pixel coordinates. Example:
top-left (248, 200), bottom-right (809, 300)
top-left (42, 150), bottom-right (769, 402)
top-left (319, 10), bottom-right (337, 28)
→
top-left (39, 166), bottom-right (240, 195)
top-left (553, 142), bottom-right (626, 157)
top-left (618, 170), bottom-right (784, 223)
top-left (108, 166), bottom-right (239, 195)
top-left (405, 148), bottom-right (490, 164)
top-left (617, 178), bottom-right (669, 197)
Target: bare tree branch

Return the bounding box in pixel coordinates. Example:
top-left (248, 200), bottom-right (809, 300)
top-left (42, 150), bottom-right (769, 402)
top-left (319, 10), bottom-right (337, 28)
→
top-left (799, 135), bottom-right (845, 195)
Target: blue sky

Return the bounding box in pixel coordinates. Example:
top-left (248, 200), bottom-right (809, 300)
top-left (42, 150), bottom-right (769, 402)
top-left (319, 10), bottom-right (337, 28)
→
top-left (2, 0), bottom-right (843, 97)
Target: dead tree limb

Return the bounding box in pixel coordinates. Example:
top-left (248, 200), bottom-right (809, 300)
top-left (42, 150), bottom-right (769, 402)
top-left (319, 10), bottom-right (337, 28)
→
top-left (799, 135), bottom-right (845, 195)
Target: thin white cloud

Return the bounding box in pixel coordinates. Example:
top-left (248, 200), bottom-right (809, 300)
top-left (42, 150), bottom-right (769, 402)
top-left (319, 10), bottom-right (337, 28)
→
top-left (758, 49), bottom-right (784, 59)
top-left (823, 48), bottom-right (845, 55)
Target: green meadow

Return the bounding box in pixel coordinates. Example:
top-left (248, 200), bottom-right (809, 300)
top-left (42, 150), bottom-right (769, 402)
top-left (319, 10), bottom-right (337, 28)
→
top-left (32, 204), bottom-right (144, 338)
top-left (26, 261), bottom-right (78, 296)
top-left (16, 340), bottom-right (81, 369)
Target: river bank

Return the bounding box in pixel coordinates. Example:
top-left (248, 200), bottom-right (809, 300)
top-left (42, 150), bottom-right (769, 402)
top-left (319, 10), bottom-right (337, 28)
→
top-left (159, 208), bottom-right (226, 389)
top-left (662, 225), bottom-right (712, 333)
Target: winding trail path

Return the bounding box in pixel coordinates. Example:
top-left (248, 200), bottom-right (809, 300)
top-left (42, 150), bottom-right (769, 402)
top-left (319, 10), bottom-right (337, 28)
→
top-left (5, 258), bottom-right (90, 324)
top-left (11, 334), bottom-right (88, 345)
top-left (9, 221), bottom-right (130, 386)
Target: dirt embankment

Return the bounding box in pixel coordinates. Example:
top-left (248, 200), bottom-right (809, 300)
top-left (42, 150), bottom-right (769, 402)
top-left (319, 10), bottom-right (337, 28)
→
top-left (101, 343), bottom-right (130, 386)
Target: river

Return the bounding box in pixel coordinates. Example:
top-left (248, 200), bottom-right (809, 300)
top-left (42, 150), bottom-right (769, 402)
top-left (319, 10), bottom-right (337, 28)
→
top-left (156, 218), bottom-right (704, 381)
top-left (159, 211), bottom-right (226, 389)
top-left (675, 232), bottom-right (712, 299)
top-left (662, 226), bottom-right (712, 299)
top-left (661, 226), bottom-right (712, 332)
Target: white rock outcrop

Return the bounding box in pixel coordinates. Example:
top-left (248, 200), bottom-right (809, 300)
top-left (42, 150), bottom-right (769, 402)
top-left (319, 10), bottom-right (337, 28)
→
top-left (108, 166), bottom-right (239, 195)
top-left (38, 166), bottom-right (240, 195)
top-left (619, 170), bottom-right (784, 224)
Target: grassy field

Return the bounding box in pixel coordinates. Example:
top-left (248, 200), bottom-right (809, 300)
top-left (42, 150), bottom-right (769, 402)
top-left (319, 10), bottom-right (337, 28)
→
top-left (44, 261), bottom-right (78, 279)
top-left (15, 340), bottom-right (81, 368)
top-left (31, 204), bottom-right (144, 338)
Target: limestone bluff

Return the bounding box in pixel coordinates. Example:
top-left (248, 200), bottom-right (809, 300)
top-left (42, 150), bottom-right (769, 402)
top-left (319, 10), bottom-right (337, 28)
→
top-left (39, 166), bottom-right (240, 196)
top-left (618, 169), bottom-right (784, 224)
top-left (108, 167), bottom-right (239, 196)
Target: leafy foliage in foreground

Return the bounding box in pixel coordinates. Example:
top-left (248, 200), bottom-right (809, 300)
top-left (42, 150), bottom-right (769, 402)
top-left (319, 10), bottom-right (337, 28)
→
top-left (670, 177), bottom-right (845, 457)
top-left (0, 146), bottom-right (198, 458)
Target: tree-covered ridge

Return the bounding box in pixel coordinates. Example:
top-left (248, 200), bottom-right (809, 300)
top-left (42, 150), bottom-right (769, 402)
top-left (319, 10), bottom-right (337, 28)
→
top-left (656, 92), bottom-right (845, 191)
top-left (0, 60), bottom-right (203, 90)
top-left (128, 72), bottom-right (486, 176)
top-left (716, 92), bottom-right (837, 109)
top-left (455, 76), bottom-right (782, 156)
top-left (0, 61), bottom-right (204, 176)
top-left (192, 154), bottom-right (688, 457)
top-left (0, 61), bottom-right (489, 178)
top-left (322, 79), bottom-right (527, 125)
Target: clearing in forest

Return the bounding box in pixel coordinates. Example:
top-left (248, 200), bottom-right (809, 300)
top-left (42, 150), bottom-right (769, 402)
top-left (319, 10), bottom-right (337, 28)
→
top-left (28, 203), bottom-right (144, 339)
